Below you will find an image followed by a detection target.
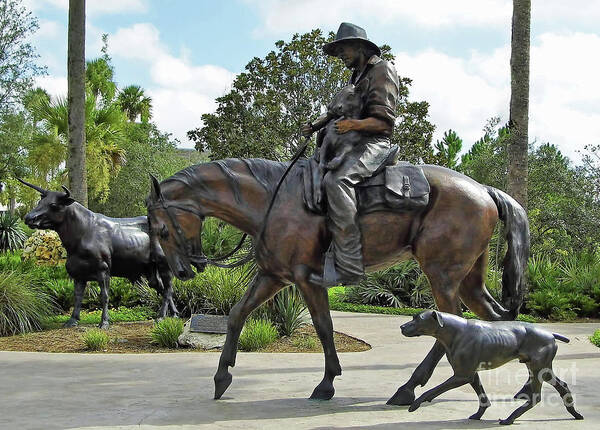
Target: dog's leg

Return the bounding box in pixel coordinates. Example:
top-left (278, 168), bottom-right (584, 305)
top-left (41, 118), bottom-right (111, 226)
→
top-left (545, 371), bottom-right (584, 420)
top-left (514, 379), bottom-right (532, 400)
top-left (500, 369), bottom-right (542, 425)
top-left (469, 373), bottom-right (490, 420)
top-left (408, 374), bottom-right (471, 412)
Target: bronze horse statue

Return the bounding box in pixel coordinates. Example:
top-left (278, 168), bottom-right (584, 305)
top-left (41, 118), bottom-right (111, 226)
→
top-left (145, 157), bottom-right (529, 405)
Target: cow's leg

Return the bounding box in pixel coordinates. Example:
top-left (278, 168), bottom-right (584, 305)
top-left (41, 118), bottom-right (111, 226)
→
top-left (149, 272), bottom-right (168, 320)
top-left (295, 266), bottom-right (341, 400)
top-left (64, 279), bottom-right (87, 327)
top-left (98, 273), bottom-right (110, 329)
top-left (162, 274), bottom-right (179, 317)
top-left (214, 272), bottom-right (285, 399)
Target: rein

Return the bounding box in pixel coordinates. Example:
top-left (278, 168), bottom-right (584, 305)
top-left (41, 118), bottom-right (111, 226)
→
top-left (150, 199), bottom-right (251, 269)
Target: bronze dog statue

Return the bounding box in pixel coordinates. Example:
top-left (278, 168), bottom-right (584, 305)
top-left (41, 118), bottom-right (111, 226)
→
top-left (401, 310), bottom-right (584, 425)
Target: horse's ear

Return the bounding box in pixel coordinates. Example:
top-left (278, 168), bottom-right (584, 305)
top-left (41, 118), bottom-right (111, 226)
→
top-left (432, 311), bottom-right (444, 328)
top-left (149, 174), bottom-right (162, 201)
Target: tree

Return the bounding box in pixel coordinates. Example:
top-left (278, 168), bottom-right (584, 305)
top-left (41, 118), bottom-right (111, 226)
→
top-left (86, 58), bottom-right (116, 105)
top-left (90, 122), bottom-right (202, 217)
top-left (117, 85), bottom-right (152, 123)
top-left (434, 129), bottom-right (463, 169)
top-left (0, 0), bottom-right (45, 114)
top-left (67, 0), bottom-right (87, 206)
top-left (507, 0), bottom-right (531, 208)
top-left (188, 30), bottom-right (435, 162)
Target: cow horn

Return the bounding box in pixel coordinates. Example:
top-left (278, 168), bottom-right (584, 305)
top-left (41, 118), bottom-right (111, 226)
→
top-left (61, 185), bottom-right (71, 198)
top-left (17, 178), bottom-right (48, 195)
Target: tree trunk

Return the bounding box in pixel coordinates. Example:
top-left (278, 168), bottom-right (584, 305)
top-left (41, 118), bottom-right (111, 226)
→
top-left (507, 0), bottom-right (530, 209)
top-left (67, 0), bottom-right (87, 206)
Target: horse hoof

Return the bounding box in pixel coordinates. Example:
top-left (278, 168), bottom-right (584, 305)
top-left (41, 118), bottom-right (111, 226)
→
top-left (214, 371), bottom-right (232, 399)
top-left (309, 382), bottom-right (335, 400)
top-left (386, 387), bottom-right (415, 406)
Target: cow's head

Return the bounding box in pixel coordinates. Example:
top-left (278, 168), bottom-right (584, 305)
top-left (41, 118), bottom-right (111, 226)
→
top-left (146, 175), bottom-right (206, 281)
top-left (18, 179), bottom-right (75, 230)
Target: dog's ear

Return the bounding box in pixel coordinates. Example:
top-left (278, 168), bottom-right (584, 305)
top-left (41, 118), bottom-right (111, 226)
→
top-left (432, 311), bottom-right (444, 328)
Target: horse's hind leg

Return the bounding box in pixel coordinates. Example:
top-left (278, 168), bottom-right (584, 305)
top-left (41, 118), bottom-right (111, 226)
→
top-left (387, 266), bottom-right (464, 406)
top-left (459, 249), bottom-right (512, 321)
top-left (295, 265), bottom-right (342, 400)
top-left (214, 272), bottom-right (285, 400)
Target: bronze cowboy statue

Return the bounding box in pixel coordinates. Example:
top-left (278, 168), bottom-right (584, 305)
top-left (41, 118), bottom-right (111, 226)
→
top-left (301, 22), bottom-right (400, 287)
top-left (146, 22), bottom-right (529, 404)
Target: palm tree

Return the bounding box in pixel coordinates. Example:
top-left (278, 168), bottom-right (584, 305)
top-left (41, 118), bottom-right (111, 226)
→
top-left (507, 0), bottom-right (530, 208)
top-left (67, 0), bottom-right (87, 206)
top-left (86, 58), bottom-right (116, 104)
top-left (26, 91), bottom-right (126, 202)
top-left (117, 85), bottom-right (153, 123)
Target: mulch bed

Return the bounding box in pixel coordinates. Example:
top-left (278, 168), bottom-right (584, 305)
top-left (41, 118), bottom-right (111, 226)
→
top-left (0, 322), bottom-right (371, 354)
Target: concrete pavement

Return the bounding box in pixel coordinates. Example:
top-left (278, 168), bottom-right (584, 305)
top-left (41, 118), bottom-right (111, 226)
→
top-left (1, 311), bottom-right (599, 429)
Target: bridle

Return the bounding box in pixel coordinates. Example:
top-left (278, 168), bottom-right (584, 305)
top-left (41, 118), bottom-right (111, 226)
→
top-left (148, 198), bottom-right (251, 270)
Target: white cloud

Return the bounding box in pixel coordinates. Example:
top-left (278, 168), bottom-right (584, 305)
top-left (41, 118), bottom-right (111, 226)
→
top-left (109, 23), bottom-right (236, 146)
top-left (35, 75), bottom-right (67, 98)
top-left (244, 0), bottom-right (513, 35)
top-left (395, 31), bottom-right (600, 160)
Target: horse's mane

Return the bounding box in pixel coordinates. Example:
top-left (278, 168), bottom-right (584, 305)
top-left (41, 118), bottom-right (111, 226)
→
top-left (163, 157), bottom-right (308, 200)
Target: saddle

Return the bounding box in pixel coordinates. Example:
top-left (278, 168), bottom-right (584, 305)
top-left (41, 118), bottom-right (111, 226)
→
top-left (302, 147), bottom-right (431, 215)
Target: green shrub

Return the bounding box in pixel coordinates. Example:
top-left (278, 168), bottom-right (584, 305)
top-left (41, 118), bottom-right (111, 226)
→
top-left (83, 328), bottom-right (109, 351)
top-left (590, 330), bottom-right (600, 348)
top-left (173, 263), bottom-right (254, 316)
top-left (22, 230), bottom-right (66, 266)
top-left (0, 212), bottom-right (27, 251)
top-left (238, 318), bottom-right (279, 351)
top-left (345, 260), bottom-right (433, 309)
top-left (0, 270), bottom-right (56, 336)
top-left (271, 286), bottom-right (308, 336)
top-left (150, 317), bottom-right (184, 348)
top-left (45, 306), bottom-right (154, 326)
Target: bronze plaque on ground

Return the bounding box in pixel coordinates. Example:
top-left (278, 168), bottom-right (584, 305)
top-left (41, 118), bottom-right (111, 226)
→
top-left (189, 314), bottom-right (228, 334)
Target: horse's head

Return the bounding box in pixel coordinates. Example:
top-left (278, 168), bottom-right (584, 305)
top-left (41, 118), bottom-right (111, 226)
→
top-left (146, 175), bottom-right (207, 281)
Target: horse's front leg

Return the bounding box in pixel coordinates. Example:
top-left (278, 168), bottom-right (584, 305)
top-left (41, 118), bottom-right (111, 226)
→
top-left (295, 266), bottom-right (341, 400)
top-left (214, 272), bottom-right (285, 400)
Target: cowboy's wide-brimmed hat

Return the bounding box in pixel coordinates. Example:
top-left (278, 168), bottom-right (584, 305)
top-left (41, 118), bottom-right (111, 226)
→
top-left (323, 22), bottom-right (381, 57)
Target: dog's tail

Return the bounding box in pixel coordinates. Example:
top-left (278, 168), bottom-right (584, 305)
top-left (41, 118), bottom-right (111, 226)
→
top-left (553, 333), bottom-right (570, 343)
top-left (485, 186), bottom-right (530, 320)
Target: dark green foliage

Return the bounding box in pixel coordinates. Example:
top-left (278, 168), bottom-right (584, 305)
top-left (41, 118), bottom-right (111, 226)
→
top-left (434, 129), bottom-right (463, 169)
top-left (345, 260), bottom-right (433, 309)
top-left (150, 317), bottom-right (184, 348)
top-left (238, 318), bottom-right (279, 351)
top-left (189, 30), bottom-right (435, 163)
top-left (173, 263), bottom-right (254, 316)
top-left (526, 253), bottom-right (600, 319)
top-left (90, 122), bottom-right (203, 217)
top-left (590, 330), bottom-right (600, 348)
top-left (0, 270), bottom-right (56, 336)
top-left (82, 328), bottom-right (109, 351)
top-left (0, 212), bottom-right (26, 251)
top-left (270, 286), bottom-right (308, 337)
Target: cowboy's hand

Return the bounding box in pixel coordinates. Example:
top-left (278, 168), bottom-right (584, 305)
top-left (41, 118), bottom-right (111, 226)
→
top-left (335, 119), bottom-right (355, 134)
top-left (300, 123), bottom-right (313, 137)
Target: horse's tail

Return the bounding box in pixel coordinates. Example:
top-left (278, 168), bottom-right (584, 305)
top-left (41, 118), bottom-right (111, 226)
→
top-left (485, 186), bottom-right (530, 320)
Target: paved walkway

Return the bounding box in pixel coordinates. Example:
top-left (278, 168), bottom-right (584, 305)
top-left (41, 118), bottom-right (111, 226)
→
top-left (1, 312), bottom-right (599, 429)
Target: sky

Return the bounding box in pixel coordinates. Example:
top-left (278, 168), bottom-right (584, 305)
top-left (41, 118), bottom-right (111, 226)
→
top-left (23, 0), bottom-right (600, 161)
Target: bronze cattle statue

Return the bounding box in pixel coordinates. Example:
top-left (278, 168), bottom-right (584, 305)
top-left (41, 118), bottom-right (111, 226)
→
top-left (20, 179), bottom-right (177, 329)
top-left (145, 158), bottom-right (529, 404)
